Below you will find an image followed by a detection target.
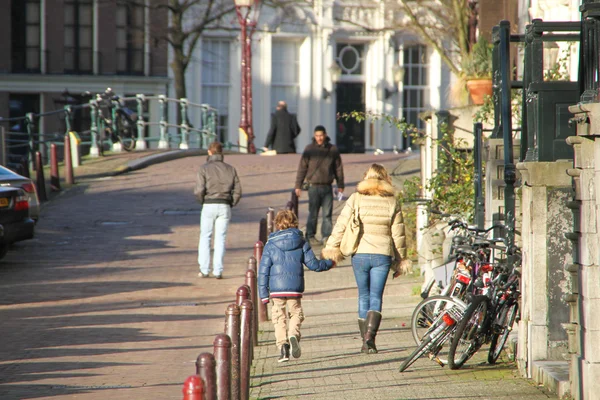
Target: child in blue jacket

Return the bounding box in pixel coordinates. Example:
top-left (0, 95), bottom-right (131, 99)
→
top-left (258, 209), bottom-right (335, 362)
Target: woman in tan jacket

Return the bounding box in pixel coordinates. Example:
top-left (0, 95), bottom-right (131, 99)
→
top-left (322, 163), bottom-right (407, 354)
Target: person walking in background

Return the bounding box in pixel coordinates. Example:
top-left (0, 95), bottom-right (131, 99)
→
top-left (194, 142), bottom-right (242, 279)
top-left (294, 125), bottom-right (344, 246)
top-left (322, 164), bottom-right (410, 354)
top-left (263, 100), bottom-right (301, 154)
top-left (258, 210), bottom-right (335, 362)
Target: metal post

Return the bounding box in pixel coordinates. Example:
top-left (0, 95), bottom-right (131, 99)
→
top-left (110, 99), bottom-right (122, 153)
top-left (245, 264), bottom-right (258, 347)
top-left (182, 375), bottom-right (204, 400)
top-left (266, 208), bottom-right (275, 236)
top-left (236, 285), bottom-right (250, 307)
top-left (89, 100), bottom-right (100, 157)
top-left (246, 22), bottom-right (256, 154)
top-left (196, 353), bottom-right (216, 400)
top-left (224, 304), bottom-right (241, 400)
top-left (26, 113), bottom-right (35, 172)
top-left (180, 98), bottom-right (190, 149)
top-left (64, 132), bottom-right (74, 185)
top-left (136, 94), bottom-right (147, 150)
top-left (213, 333), bottom-right (231, 400)
top-left (235, 5), bottom-right (257, 154)
top-left (239, 299), bottom-right (253, 400)
top-left (253, 241), bottom-right (263, 263)
top-left (258, 218), bottom-right (268, 244)
top-left (499, 21), bottom-right (516, 267)
top-left (34, 151), bottom-right (47, 202)
top-left (158, 95), bottom-right (169, 149)
top-left (473, 123), bottom-right (484, 230)
top-left (50, 143), bottom-right (60, 192)
top-left (0, 127), bottom-right (6, 167)
top-left (490, 27), bottom-right (502, 139)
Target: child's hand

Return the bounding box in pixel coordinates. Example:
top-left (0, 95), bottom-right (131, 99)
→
top-left (393, 270), bottom-right (401, 279)
top-left (330, 261), bottom-right (336, 269)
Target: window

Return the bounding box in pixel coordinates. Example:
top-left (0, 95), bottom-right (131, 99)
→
top-left (201, 39), bottom-right (230, 142)
top-left (403, 45), bottom-right (429, 134)
top-left (336, 43), bottom-right (365, 76)
top-left (271, 40), bottom-right (300, 113)
top-left (64, 0), bottom-right (94, 74)
top-left (116, 1), bottom-right (145, 75)
top-left (11, 0), bottom-right (41, 73)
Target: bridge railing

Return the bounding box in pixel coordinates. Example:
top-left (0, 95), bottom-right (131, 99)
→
top-left (0, 91), bottom-right (234, 171)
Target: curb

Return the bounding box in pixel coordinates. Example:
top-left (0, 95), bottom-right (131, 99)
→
top-left (113, 149), bottom-right (208, 175)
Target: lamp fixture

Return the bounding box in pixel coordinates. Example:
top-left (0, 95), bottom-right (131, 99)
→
top-left (329, 63), bottom-right (342, 82)
top-left (384, 87), bottom-right (398, 99)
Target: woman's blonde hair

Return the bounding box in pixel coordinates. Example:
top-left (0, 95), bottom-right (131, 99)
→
top-left (274, 209), bottom-right (298, 230)
top-left (363, 163), bottom-right (392, 183)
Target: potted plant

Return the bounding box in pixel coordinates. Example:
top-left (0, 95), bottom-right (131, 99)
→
top-left (461, 37), bottom-right (493, 105)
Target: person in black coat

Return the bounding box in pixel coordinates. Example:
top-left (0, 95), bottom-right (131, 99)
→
top-left (263, 101), bottom-right (301, 154)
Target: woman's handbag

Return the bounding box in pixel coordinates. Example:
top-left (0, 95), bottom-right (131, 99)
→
top-left (340, 194), bottom-right (361, 256)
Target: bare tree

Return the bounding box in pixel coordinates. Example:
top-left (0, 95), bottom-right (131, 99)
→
top-left (334, 0), bottom-right (478, 77)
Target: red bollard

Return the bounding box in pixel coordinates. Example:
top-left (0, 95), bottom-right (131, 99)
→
top-left (182, 375), bottom-right (204, 400)
top-left (236, 285), bottom-right (250, 307)
top-left (266, 208), bottom-right (275, 235)
top-left (258, 218), bottom-right (268, 244)
top-left (196, 353), bottom-right (216, 400)
top-left (50, 143), bottom-right (60, 192)
top-left (225, 304), bottom-right (241, 400)
top-left (213, 333), bottom-right (231, 400)
top-left (34, 151), bottom-right (47, 202)
top-left (239, 299), bottom-right (253, 400)
top-left (245, 266), bottom-right (259, 346)
top-left (291, 189), bottom-right (299, 218)
top-left (64, 134), bottom-right (74, 185)
top-left (254, 241), bottom-right (263, 262)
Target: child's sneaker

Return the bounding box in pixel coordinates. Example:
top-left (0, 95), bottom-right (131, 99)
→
top-left (289, 336), bottom-right (301, 359)
top-left (278, 344), bottom-right (290, 362)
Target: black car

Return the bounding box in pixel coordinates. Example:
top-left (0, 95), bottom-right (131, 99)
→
top-left (0, 186), bottom-right (35, 259)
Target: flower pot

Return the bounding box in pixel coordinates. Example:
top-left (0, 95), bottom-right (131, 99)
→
top-left (466, 79), bottom-right (493, 105)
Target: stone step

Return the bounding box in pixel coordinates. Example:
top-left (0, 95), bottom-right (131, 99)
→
top-left (531, 360), bottom-right (570, 398)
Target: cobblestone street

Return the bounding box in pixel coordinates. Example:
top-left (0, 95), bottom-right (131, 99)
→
top-left (0, 151), bottom-right (553, 399)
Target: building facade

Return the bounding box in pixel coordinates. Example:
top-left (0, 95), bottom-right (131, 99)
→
top-left (183, 1), bottom-right (453, 153)
top-left (0, 0), bottom-right (169, 147)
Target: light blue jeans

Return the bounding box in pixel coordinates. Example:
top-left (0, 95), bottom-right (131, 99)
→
top-left (198, 204), bottom-right (231, 276)
top-left (352, 254), bottom-right (392, 319)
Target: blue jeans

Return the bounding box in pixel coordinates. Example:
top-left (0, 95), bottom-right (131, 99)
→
top-left (198, 204), bottom-right (231, 276)
top-left (306, 185), bottom-right (333, 239)
top-left (352, 254), bottom-right (392, 319)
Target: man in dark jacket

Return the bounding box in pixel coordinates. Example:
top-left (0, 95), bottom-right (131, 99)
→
top-left (194, 142), bottom-right (242, 279)
top-left (294, 125), bottom-right (344, 245)
top-left (263, 101), bottom-right (301, 154)
top-left (258, 210), bottom-right (334, 362)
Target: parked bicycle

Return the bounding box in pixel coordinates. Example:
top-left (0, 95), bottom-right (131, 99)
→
top-left (93, 88), bottom-right (138, 153)
top-left (446, 246), bottom-right (522, 369)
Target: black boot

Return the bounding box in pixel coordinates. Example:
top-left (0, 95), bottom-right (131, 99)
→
top-left (358, 318), bottom-right (367, 352)
top-left (364, 310), bottom-right (382, 354)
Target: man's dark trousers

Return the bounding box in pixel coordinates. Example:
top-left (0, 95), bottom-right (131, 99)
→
top-left (306, 185), bottom-right (333, 240)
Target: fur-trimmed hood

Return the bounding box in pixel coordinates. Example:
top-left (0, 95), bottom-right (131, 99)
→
top-left (356, 178), bottom-right (395, 196)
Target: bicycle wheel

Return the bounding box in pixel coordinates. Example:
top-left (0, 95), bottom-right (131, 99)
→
top-left (411, 295), bottom-right (466, 344)
top-left (488, 301), bottom-right (519, 364)
top-left (400, 320), bottom-right (456, 372)
top-left (447, 295), bottom-right (489, 370)
top-left (116, 113), bottom-right (136, 151)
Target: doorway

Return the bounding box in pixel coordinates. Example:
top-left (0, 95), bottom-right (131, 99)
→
top-left (335, 82), bottom-right (365, 153)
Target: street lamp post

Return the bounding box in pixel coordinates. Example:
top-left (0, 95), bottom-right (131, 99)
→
top-left (234, 0), bottom-right (260, 154)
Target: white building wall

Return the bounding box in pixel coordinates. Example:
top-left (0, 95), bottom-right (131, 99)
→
top-left (186, 1), bottom-right (453, 153)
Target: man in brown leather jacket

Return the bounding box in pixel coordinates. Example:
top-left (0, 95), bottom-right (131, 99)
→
top-left (294, 125), bottom-right (344, 245)
top-left (194, 142), bottom-right (242, 278)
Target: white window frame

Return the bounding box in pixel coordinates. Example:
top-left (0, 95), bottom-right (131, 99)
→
top-left (270, 39), bottom-right (300, 114)
top-left (201, 38), bottom-right (231, 143)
